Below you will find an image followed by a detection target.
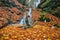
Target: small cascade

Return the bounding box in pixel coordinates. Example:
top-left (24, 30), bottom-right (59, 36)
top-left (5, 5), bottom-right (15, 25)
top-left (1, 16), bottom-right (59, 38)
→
top-left (19, 12), bottom-right (26, 26)
top-left (26, 0), bottom-right (41, 8)
top-left (34, 0), bottom-right (41, 8)
top-left (19, 8), bottom-right (32, 27)
top-left (27, 8), bottom-right (32, 25)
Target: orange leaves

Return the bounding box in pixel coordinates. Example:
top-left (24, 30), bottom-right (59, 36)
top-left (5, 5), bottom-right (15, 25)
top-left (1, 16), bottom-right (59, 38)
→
top-left (0, 25), bottom-right (60, 40)
top-left (0, 7), bottom-right (23, 27)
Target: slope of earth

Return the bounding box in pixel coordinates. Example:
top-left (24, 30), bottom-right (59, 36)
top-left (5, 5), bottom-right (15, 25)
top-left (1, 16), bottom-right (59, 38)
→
top-left (0, 7), bottom-right (23, 28)
top-left (32, 9), bottom-right (41, 22)
top-left (32, 9), bottom-right (60, 27)
top-left (37, 13), bottom-right (60, 27)
top-left (0, 25), bottom-right (60, 40)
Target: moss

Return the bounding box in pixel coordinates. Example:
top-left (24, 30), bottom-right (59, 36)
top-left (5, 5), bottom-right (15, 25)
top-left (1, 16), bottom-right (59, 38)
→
top-left (39, 15), bottom-right (51, 22)
top-left (54, 24), bottom-right (60, 28)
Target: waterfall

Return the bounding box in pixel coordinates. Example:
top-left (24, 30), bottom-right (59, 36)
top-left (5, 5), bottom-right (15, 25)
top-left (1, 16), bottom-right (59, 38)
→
top-left (26, 0), bottom-right (41, 8)
top-left (27, 8), bottom-right (32, 25)
top-left (35, 0), bottom-right (41, 8)
top-left (11, 0), bottom-right (41, 27)
top-left (33, 0), bottom-right (41, 8)
top-left (19, 8), bottom-right (32, 26)
top-left (19, 12), bottom-right (26, 26)
top-left (19, 0), bottom-right (41, 26)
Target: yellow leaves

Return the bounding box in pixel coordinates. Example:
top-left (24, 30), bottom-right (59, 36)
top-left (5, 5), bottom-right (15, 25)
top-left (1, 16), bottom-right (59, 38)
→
top-left (47, 38), bottom-right (51, 40)
top-left (2, 34), bottom-right (9, 39)
top-left (12, 35), bottom-right (18, 39)
top-left (33, 25), bottom-right (41, 28)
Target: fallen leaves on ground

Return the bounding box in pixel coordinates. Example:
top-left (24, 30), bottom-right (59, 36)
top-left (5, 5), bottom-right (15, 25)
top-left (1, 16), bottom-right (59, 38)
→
top-left (0, 25), bottom-right (60, 40)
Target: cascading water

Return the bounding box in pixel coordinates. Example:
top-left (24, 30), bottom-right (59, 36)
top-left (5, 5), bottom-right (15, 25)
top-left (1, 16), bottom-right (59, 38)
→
top-left (19, 8), bottom-right (32, 27)
top-left (27, 8), bottom-right (32, 25)
top-left (34, 0), bottom-right (41, 8)
top-left (19, 0), bottom-right (41, 27)
top-left (19, 13), bottom-right (26, 26)
top-left (26, 0), bottom-right (41, 8)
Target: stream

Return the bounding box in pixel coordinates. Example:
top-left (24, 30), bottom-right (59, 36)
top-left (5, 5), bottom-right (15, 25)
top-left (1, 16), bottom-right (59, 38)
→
top-left (19, 8), bottom-right (32, 26)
